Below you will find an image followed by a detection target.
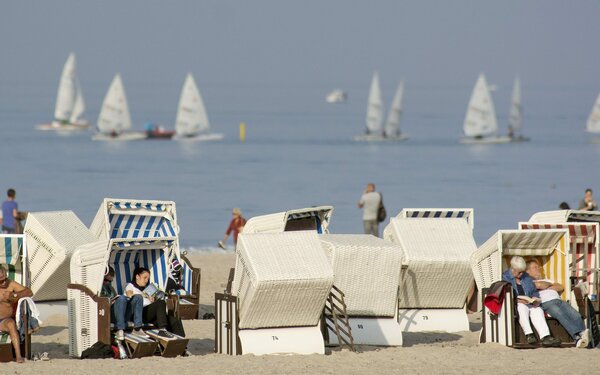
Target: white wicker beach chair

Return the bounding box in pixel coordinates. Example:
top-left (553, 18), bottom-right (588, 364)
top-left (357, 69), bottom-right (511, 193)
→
top-left (242, 206), bottom-right (333, 234)
top-left (68, 236), bottom-right (178, 357)
top-left (383, 217), bottom-right (477, 332)
top-left (0, 234), bottom-right (31, 362)
top-left (217, 231), bottom-right (334, 355)
top-left (90, 198), bottom-right (200, 319)
top-left (396, 208), bottom-right (474, 230)
top-left (24, 211), bottom-right (96, 301)
top-left (519, 222), bottom-right (599, 296)
top-left (471, 229), bottom-right (571, 347)
top-left (319, 234), bottom-right (403, 346)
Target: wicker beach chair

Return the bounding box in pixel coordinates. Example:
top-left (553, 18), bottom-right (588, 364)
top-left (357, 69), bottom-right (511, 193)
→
top-left (383, 217), bottom-right (477, 332)
top-left (216, 231), bottom-right (334, 355)
top-left (396, 208), bottom-right (474, 230)
top-left (319, 234), bottom-right (403, 346)
top-left (471, 229), bottom-right (575, 347)
top-left (24, 211), bottom-right (96, 301)
top-left (0, 234), bottom-right (32, 362)
top-left (67, 237), bottom-right (183, 357)
top-left (90, 198), bottom-right (200, 319)
top-left (242, 206), bottom-right (333, 234)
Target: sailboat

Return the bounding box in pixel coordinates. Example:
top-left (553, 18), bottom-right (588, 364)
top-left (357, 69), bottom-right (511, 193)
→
top-left (586, 93), bottom-right (600, 142)
top-left (174, 73), bottom-right (223, 141)
top-left (355, 73), bottom-right (408, 141)
top-left (460, 73), bottom-right (510, 144)
top-left (92, 74), bottom-right (146, 141)
top-left (507, 77), bottom-right (530, 142)
top-left (36, 53), bottom-right (90, 131)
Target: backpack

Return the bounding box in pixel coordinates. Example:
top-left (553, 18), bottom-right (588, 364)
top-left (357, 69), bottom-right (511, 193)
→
top-left (377, 193), bottom-right (387, 223)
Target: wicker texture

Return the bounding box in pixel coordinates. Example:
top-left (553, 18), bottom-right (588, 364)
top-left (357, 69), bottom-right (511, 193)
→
top-left (384, 218), bottom-right (477, 309)
top-left (25, 211), bottom-right (96, 301)
top-left (320, 234), bottom-right (403, 317)
top-left (232, 232), bottom-right (333, 329)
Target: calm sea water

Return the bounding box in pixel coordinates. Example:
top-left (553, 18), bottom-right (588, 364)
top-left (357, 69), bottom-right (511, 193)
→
top-left (1, 79), bottom-right (600, 250)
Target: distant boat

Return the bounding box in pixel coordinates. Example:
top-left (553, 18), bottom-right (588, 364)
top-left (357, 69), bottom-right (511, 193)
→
top-left (325, 89), bottom-right (347, 103)
top-left (36, 53), bottom-right (90, 131)
top-left (92, 74), bottom-right (146, 141)
top-left (174, 73), bottom-right (223, 141)
top-left (460, 73), bottom-right (510, 144)
top-left (507, 77), bottom-right (530, 142)
top-left (355, 72), bottom-right (408, 141)
top-left (586, 93), bottom-right (600, 141)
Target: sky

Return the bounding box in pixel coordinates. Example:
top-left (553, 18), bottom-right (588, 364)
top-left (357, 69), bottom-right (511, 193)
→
top-left (1, 1), bottom-right (600, 120)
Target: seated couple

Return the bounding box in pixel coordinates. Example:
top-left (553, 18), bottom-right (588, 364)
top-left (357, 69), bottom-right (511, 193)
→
top-left (503, 256), bottom-right (588, 348)
top-left (0, 265), bottom-right (34, 363)
top-left (101, 267), bottom-right (184, 341)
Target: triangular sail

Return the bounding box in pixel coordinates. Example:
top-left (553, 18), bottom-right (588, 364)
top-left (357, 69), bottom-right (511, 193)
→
top-left (69, 77), bottom-right (85, 124)
top-left (175, 73), bottom-right (210, 136)
top-left (508, 77), bottom-right (522, 134)
top-left (384, 81), bottom-right (404, 137)
top-left (463, 73), bottom-right (497, 137)
top-left (366, 72), bottom-right (384, 135)
top-left (586, 93), bottom-right (600, 133)
top-left (54, 53), bottom-right (77, 121)
top-left (97, 74), bottom-right (132, 134)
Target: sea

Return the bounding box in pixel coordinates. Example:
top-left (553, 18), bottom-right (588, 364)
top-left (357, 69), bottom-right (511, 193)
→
top-left (1, 78), bottom-right (600, 251)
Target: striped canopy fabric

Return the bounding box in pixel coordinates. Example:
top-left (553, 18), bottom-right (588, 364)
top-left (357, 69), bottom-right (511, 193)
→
top-left (398, 208), bottom-right (474, 229)
top-left (0, 234), bottom-right (22, 266)
top-left (520, 222), bottom-right (598, 295)
top-left (108, 239), bottom-right (175, 294)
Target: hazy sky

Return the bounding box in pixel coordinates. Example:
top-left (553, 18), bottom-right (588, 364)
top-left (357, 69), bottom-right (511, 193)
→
top-left (1, 1), bottom-right (600, 118)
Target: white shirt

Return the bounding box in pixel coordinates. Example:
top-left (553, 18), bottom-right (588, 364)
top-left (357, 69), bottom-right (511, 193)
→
top-left (125, 283), bottom-right (152, 307)
top-left (360, 192), bottom-right (381, 221)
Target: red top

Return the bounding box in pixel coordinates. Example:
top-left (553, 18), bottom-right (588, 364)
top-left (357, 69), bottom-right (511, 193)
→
top-left (226, 216), bottom-right (246, 244)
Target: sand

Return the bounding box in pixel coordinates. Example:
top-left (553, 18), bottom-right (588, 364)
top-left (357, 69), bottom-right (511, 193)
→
top-left (4, 252), bottom-right (597, 374)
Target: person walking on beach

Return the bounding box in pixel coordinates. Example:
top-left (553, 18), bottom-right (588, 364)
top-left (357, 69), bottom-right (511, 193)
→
top-left (578, 188), bottom-right (597, 211)
top-left (218, 208), bottom-right (246, 249)
top-left (358, 183), bottom-right (381, 237)
top-left (1, 189), bottom-right (18, 234)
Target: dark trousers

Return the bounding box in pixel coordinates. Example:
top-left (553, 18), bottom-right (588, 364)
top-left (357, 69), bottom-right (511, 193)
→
top-left (142, 299), bottom-right (185, 337)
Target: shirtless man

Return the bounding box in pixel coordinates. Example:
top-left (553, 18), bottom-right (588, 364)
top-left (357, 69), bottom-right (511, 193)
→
top-left (0, 265), bottom-right (33, 363)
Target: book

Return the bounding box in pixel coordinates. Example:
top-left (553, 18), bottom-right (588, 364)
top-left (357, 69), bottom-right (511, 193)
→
top-left (517, 295), bottom-right (541, 304)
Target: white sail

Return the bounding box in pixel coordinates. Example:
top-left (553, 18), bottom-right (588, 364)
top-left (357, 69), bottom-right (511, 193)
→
top-left (508, 77), bottom-right (522, 134)
top-left (586, 93), bottom-right (600, 133)
top-left (69, 77), bottom-right (86, 124)
top-left (97, 74), bottom-right (132, 134)
top-left (463, 73), bottom-right (497, 138)
top-left (175, 73), bottom-right (209, 136)
top-left (384, 81), bottom-right (404, 137)
top-left (366, 72), bottom-right (384, 135)
top-left (54, 53), bottom-right (77, 121)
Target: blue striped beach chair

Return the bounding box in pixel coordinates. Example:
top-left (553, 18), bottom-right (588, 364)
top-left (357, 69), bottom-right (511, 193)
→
top-left (0, 234), bottom-right (31, 362)
top-left (68, 237), bottom-right (179, 357)
top-left (89, 198), bottom-right (200, 319)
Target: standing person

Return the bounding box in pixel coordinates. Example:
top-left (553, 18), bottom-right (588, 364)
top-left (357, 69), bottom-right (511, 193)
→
top-left (218, 208), bottom-right (246, 249)
top-left (578, 188), bottom-right (597, 211)
top-left (0, 265), bottom-right (33, 363)
top-left (1, 189), bottom-right (18, 234)
top-left (358, 183), bottom-right (381, 237)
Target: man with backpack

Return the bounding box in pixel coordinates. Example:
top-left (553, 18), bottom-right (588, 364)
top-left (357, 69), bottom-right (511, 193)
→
top-left (358, 183), bottom-right (384, 237)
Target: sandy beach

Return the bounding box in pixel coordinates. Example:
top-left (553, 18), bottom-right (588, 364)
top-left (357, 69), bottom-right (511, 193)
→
top-left (2, 252), bottom-right (596, 374)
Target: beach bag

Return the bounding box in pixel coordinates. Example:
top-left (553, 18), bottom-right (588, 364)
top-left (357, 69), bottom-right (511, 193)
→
top-left (80, 341), bottom-right (114, 359)
top-left (377, 193), bottom-right (387, 223)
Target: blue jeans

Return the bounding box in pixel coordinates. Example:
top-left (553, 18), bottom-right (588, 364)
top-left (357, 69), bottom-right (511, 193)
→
top-left (111, 295), bottom-right (143, 330)
top-left (541, 299), bottom-right (585, 339)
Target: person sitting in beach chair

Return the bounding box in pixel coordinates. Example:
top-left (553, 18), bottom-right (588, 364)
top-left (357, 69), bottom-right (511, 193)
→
top-left (100, 267), bottom-right (146, 341)
top-left (526, 259), bottom-right (589, 348)
top-left (0, 265), bottom-right (33, 363)
top-left (502, 256), bottom-right (561, 347)
top-left (126, 267), bottom-right (185, 338)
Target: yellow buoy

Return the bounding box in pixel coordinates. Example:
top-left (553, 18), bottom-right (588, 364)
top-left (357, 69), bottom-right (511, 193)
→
top-left (239, 122), bottom-right (246, 142)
